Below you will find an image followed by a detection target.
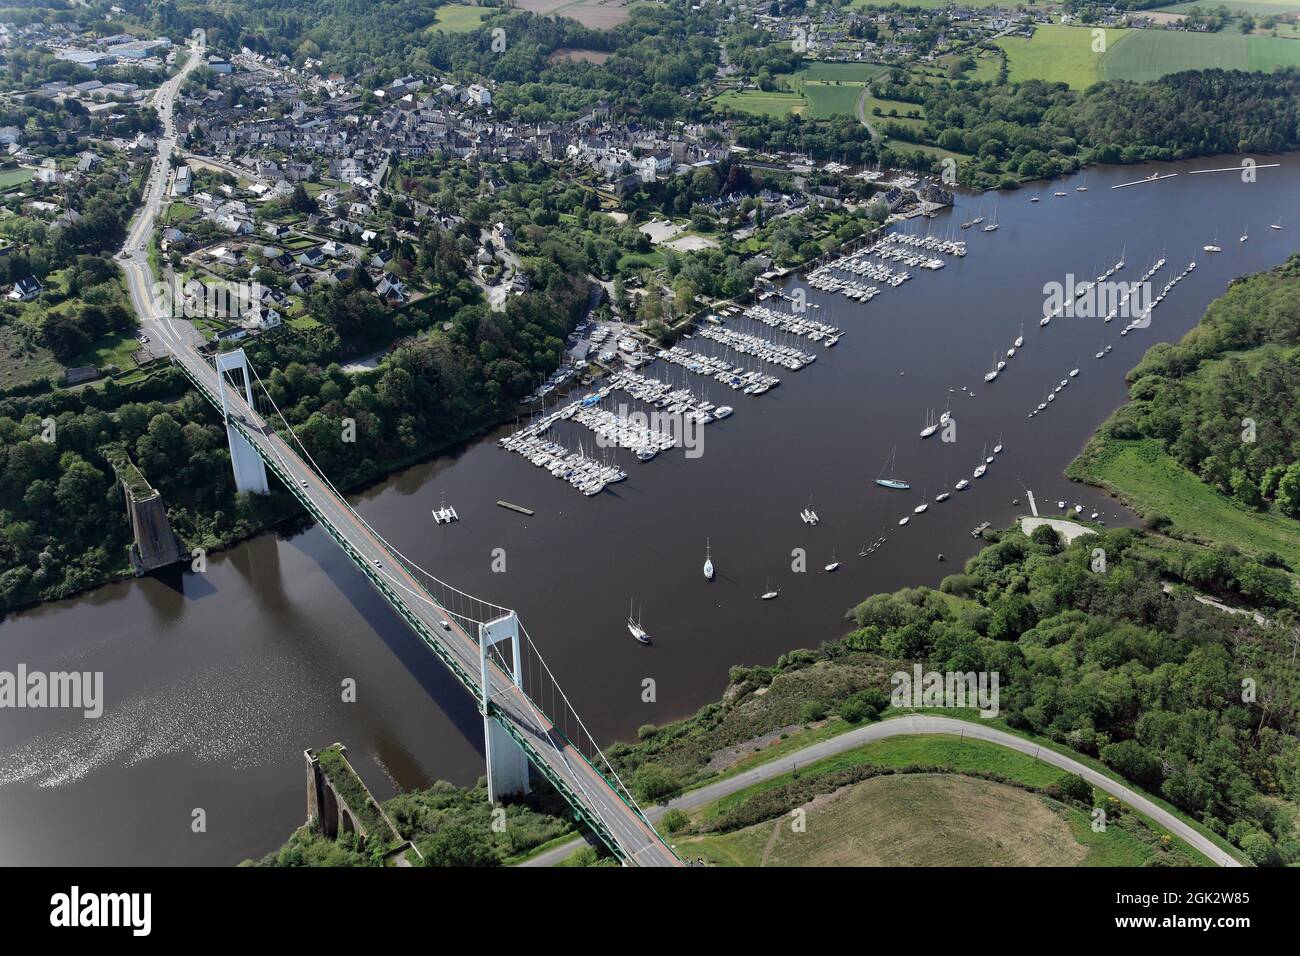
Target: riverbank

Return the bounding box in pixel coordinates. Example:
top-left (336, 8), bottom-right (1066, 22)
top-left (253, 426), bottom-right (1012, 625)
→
top-left (1067, 253), bottom-right (1300, 571)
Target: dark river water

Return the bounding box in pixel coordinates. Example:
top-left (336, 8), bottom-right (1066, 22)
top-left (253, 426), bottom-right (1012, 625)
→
top-left (3, 157), bottom-right (1298, 865)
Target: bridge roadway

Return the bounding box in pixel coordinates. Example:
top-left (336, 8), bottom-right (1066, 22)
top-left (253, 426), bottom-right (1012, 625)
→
top-left (118, 41), bottom-right (679, 868)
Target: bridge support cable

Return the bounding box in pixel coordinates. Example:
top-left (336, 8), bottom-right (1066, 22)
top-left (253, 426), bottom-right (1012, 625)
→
top-left (236, 356), bottom-right (670, 856)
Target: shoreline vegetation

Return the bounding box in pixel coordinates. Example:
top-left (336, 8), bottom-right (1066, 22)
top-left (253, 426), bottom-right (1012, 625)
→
top-left (1069, 253), bottom-right (1300, 570)
top-left (259, 516), bottom-right (1298, 867)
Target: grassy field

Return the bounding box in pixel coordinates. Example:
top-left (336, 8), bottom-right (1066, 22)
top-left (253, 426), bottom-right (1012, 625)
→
top-left (1069, 437), bottom-right (1300, 568)
top-left (996, 24), bottom-right (1127, 89)
top-left (677, 770), bottom-right (1206, 866)
top-left (713, 88), bottom-right (805, 118)
top-left (1161, 0), bottom-right (1300, 13)
top-left (681, 774), bottom-right (1087, 866)
top-left (800, 83), bottom-right (867, 119)
top-left (427, 3), bottom-right (490, 32)
top-left (0, 167), bottom-right (34, 191)
top-left (701, 734), bottom-right (1073, 824)
top-left (717, 64), bottom-right (889, 120)
top-left (1000, 24), bottom-right (1300, 88)
top-left (1245, 34), bottom-right (1300, 70)
top-left (0, 320), bottom-right (60, 389)
top-left (163, 201), bottom-right (198, 224)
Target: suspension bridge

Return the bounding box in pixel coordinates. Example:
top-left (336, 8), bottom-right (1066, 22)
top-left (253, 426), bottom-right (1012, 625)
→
top-left (170, 343), bottom-right (679, 866)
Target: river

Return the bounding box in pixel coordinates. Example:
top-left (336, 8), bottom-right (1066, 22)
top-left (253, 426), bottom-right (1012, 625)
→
top-left (2, 157), bottom-right (1297, 864)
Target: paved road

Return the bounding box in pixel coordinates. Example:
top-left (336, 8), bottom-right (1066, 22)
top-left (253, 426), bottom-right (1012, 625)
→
top-left (525, 714), bottom-right (1243, 867)
top-left (116, 41), bottom-right (679, 868)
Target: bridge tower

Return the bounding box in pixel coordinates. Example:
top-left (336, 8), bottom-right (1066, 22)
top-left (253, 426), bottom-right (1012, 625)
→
top-left (479, 611), bottom-right (531, 802)
top-left (215, 348), bottom-right (270, 495)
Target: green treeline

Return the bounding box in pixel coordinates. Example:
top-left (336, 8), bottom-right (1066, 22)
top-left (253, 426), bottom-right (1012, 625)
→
top-left (617, 526), bottom-right (1300, 867)
top-left (1076, 254), bottom-right (1300, 520)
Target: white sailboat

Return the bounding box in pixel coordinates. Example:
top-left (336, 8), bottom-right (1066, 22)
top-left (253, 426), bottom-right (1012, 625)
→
top-left (973, 445), bottom-right (988, 479)
top-left (627, 598), bottom-right (650, 645)
top-left (876, 446), bottom-right (910, 490)
top-left (1239, 226), bottom-right (1248, 243)
top-left (1204, 233), bottom-right (1221, 253)
top-left (919, 409), bottom-right (938, 439)
top-left (824, 549), bottom-right (840, 573)
top-left (760, 578), bottom-right (779, 600)
top-left (703, 539), bottom-right (714, 581)
top-left (982, 206), bottom-right (999, 232)
top-left (1014, 320), bottom-right (1024, 349)
top-left (1270, 218), bottom-right (1282, 231)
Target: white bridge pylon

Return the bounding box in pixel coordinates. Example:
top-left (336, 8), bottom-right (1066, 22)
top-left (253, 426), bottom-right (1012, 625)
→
top-left (480, 611), bottom-right (531, 802)
top-left (215, 348), bottom-right (270, 495)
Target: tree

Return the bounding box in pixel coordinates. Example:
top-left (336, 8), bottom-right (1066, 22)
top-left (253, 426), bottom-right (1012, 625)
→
top-left (1276, 463), bottom-right (1300, 517)
top-left (419, 822), bottom-right (498, 867)
top-left (1100, 739), bottom-right (1164, 791)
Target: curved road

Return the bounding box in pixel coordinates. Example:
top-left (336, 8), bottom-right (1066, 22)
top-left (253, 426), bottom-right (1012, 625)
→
top-left (526, 714), bottom-right (1243, 867)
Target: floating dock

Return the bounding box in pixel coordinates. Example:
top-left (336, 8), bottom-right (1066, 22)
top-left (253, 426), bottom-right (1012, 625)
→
top-left (496, 500), bottom-right (534, 516)
top-left (971, 521), bottom-right (991, 538)
top-left (1110, 173), bottom-right (1177, 189)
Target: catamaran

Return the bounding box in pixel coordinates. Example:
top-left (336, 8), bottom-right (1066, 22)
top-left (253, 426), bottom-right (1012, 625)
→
top-left (1204, 233), bottom-right (1222, 253)
top-left (802, 494), bottom-right (820, 525)
top-left (627, 598), bottom-right (650, 645)
top-left (703, 539), bottom-right (714, 581)
top-left (875, 446), bottom-right (911, 490)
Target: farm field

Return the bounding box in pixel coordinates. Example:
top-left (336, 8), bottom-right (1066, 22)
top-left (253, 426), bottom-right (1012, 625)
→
top-left (1100, 29), bottom-right (1300, 80)
top-left (713, 88), bottom-right (805, 118)
top-left (996, 24), bottom-right (1129, 89)
top-left (427, 4), bottom-right (490, 32)
top-left (1000, 24), bottom-right (1300, 88)
top-left (1160, 0), bottom-right (1300, 13)
top-left (514, 0), bottom-right (637, 29)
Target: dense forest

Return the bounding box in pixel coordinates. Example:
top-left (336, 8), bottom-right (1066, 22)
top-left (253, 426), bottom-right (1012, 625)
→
top-left (1076, 255), bottom-right (1300, 519)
